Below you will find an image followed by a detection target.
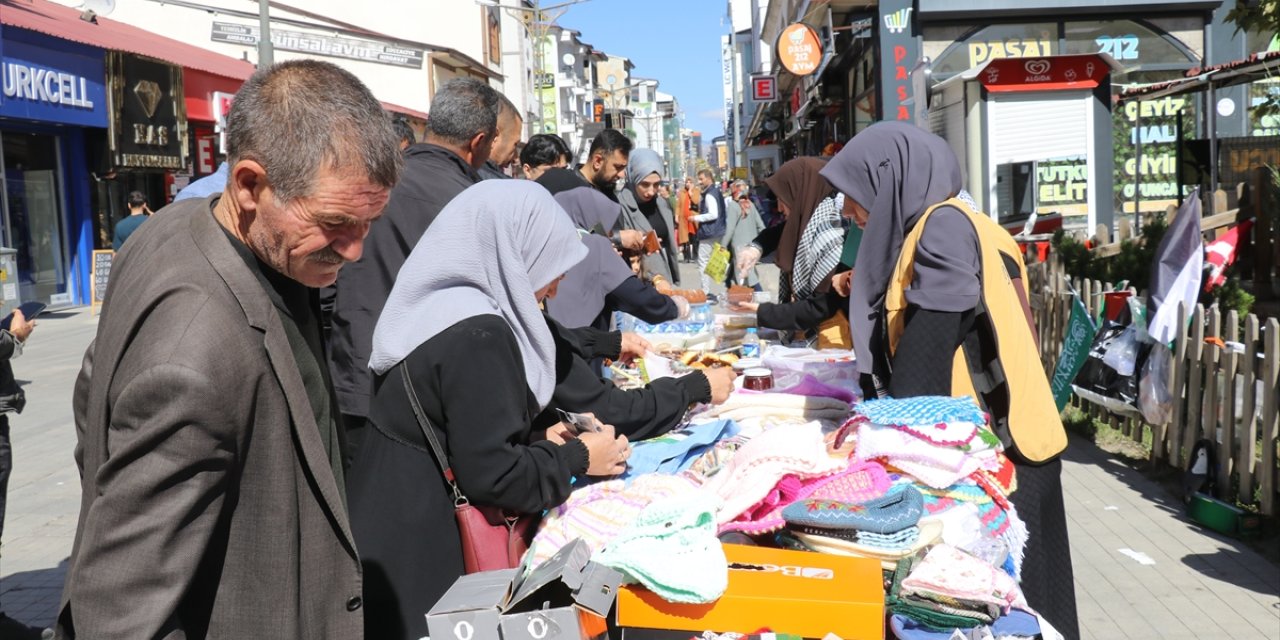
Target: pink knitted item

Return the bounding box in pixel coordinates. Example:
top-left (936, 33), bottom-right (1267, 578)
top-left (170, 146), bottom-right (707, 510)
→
top-left (718, 474), bottom-right (818, 535)
top-left (718, 459), bottom-right (893, 535)
top-left (799, 459), bottom-right (892, 503)
top-left (701, 422), bottom-right (848, 525)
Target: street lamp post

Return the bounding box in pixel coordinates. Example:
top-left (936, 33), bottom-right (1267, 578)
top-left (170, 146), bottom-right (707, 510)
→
top-left (476, 0), bottom-right (591, 135)
top-left (257, 0), bottom-right (273, 67)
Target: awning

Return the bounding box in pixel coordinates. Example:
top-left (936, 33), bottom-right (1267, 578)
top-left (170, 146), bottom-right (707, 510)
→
top-left (2, 0), bottom-right (428, 121)
top-left (1117, 50), bottom-right (1280, 103)
top-left (2, 0), bottom-right (255, 80)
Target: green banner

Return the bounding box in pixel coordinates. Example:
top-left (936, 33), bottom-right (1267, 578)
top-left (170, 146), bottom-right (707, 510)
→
top-left (1051, 294), bottom-right (1097, 411)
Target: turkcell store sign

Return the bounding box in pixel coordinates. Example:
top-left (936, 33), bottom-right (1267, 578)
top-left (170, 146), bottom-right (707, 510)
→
top-left (0, 28), bottom-right (108, 127)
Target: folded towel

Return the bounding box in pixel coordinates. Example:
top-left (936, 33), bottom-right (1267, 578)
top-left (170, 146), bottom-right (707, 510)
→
top-left (855, 526), bottom-right (921, 549)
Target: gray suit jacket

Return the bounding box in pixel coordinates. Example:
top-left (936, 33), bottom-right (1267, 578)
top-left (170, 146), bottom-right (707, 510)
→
top-left (57, 197), bottom-right (363, 639)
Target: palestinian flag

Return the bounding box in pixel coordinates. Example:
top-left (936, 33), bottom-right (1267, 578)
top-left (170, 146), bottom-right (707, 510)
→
top-left (1147, 190), bottom-right (1204, 345)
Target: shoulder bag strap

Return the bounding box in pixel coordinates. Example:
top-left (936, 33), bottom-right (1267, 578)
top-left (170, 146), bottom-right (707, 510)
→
top-left (399, 360), bottom-right (467, 505)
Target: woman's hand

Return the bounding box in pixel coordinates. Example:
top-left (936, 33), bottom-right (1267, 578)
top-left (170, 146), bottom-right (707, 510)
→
top-left (832, 271), bottom-right (853, 297)
top-left (729, 301), bottom-right (759, 313)
top-left (736, 245), bottom-right (762, 281)
top-left (544, 422), bottom-right (577, 445)
top-left (579, 423), bottom-right (631, 476)
top-left (702, 366), bottom-right (737, 404)
top-left (619, 332), bottom-right (651, 362)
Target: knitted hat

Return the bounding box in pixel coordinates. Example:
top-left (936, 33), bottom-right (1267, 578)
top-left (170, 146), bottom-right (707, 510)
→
top-left (594, 491), bottom-right (728, 604)
top-left (800, 459), bottom-right (892, 503)
top-left (781, 485), bottom-right (923, 534)
top-left (719, 459), bottom-right (892, 535)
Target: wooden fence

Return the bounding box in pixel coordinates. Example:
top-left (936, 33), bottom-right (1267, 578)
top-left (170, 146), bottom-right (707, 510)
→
top-left (1029, 253), bottom-right (1280, 516)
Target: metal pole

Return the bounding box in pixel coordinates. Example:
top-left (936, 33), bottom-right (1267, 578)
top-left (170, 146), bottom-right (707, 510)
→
top-left (1207, 82), bottom-right (1218, 216)
top-left (1134, 104), bottom-right (1143, 231)
top-left (729, 27), bottom-right (740, 173)
top-left (257, 0), bottom-right (274, 68)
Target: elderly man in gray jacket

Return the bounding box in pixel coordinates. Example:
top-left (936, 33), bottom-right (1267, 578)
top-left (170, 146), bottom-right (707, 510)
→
top-left (56, 60), bottom-right (401, 639)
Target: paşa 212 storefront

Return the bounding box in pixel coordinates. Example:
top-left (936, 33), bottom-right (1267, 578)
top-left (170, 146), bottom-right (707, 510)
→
top-left (0, 24), bottom-right (105, 308)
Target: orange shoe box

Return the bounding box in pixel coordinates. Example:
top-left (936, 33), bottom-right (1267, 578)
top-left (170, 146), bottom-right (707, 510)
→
top-left (615, 544), bottom-right (885, 639)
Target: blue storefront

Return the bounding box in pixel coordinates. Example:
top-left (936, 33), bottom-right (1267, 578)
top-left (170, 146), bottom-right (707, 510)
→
top-left (0, 25), bottom-right (106, 307)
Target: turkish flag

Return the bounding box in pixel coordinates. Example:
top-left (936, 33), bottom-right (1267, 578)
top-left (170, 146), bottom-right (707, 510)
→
top-left (1204, 219), bottom-right (1254, 291)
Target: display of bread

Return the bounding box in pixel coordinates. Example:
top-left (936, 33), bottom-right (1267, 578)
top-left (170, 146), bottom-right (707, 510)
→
top-left (667, 288), bottom-right (707, 304)
top-left (726, 285), bottom-right (753, 305)
top-left (677, 350), bottom-right (739, 369)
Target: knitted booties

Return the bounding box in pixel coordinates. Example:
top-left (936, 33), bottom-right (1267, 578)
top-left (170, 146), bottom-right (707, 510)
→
top-left (781, 485), bottom-right (924, 534)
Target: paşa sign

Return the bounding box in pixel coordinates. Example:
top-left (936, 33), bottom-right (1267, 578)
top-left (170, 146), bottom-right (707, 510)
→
top-left (109, 53), bottom-right (187, 170)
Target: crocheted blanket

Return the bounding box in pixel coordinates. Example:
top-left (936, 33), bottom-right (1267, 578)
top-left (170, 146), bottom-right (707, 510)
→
top-left (528, 474), bottom-right (697, 567)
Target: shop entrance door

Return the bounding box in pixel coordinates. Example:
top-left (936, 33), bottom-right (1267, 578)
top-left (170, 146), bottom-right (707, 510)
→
top-left (0, 132), bottom-right (69, 305)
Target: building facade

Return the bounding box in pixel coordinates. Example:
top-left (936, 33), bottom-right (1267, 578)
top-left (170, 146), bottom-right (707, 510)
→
top-left (736, 0), bottom-right (1278, 225)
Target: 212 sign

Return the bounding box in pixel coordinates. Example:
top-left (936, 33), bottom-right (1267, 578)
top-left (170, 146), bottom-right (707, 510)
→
top-left (1096, 34), bottom-right (1139, 61)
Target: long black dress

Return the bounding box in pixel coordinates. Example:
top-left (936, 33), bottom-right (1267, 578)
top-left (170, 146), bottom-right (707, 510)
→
top-left (882, 208), bottom-right (1080, 640)
top-left (347, 316), bottom-right (708, 640)
top-left (347, 315), bottom-right (590, 640)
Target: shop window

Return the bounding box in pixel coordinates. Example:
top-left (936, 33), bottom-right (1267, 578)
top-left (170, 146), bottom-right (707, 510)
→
top-left (1, 132), bottom-right (68, 304)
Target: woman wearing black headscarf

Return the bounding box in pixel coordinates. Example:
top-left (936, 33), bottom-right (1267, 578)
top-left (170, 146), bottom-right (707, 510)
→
top-left (536, 168), bottom-right (679, 331)
top-left (821, 122), bottom-right (1078, 639)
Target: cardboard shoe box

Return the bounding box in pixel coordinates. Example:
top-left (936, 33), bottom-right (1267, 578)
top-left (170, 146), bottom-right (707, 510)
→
top-left (616, 544), bottom-right (885, 640)
top-left (426, 540), bottom-right (623, 640)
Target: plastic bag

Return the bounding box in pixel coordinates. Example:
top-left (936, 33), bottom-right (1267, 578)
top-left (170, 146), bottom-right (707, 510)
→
top-left (1138, 343), bottom-right (1174, 425)
top-left (1102, 324), bottom-right (1141, 376)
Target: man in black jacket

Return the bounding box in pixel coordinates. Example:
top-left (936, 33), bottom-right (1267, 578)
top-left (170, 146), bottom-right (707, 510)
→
top-left (327, 78), bottom-right (502, 464)
top-left (477, 94), bottom-right (523, 181)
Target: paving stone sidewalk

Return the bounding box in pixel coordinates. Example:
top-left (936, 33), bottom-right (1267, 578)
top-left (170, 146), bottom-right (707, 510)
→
top-left (2, 305), bottom-right (1278, 638)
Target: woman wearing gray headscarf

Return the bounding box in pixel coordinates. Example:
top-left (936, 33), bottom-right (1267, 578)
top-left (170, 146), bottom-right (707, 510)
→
top-left (348, 181), bottom-right (632, 640)
top-left (721, 179), bottom-right (766, 287)
top-left (618, 148), bottom-right (680, 284)
top-left (537, 169), bottom-right (680, 331)
top-left (821, 122), bottom-right (1078, 639)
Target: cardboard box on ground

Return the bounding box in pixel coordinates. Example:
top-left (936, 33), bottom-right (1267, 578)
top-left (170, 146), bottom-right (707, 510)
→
top-left (426, 539), bottom-right (622, 640)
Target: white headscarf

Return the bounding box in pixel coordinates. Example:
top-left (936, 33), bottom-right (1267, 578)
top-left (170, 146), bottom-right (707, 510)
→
top-left (369, 181), bottom-right (588, 407)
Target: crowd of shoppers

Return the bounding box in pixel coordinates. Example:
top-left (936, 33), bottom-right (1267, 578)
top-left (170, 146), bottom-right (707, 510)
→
top-left (48, 57), bottom-right (1076, 640)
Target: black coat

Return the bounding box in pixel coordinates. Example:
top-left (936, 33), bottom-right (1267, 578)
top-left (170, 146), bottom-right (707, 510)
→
top-left (327, 143), bottom-right (480, 420)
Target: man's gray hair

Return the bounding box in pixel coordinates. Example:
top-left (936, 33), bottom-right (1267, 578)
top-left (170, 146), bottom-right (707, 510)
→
top-left (425, 78), bottom-right (502, 146)
top-left (226, 60), bottom-right (401, 204)
top-left (731, 179), bottom-right (749, 190)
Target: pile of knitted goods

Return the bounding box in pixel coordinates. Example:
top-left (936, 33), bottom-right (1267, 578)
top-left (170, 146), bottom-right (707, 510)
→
top-left (886, 544), bottom-right (1040, 639)
top-left (851, 396), bottom-right (1003, 489)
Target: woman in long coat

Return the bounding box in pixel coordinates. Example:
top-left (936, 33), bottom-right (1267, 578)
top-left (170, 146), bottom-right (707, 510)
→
top-left (347, 182), bottom-right (632, 640)
top-left (821, 122), bottom-right (1078, 639)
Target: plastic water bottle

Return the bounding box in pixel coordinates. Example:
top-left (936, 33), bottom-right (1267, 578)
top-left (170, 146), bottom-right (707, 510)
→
top-left (741, 327), bottom-right (761, 358)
